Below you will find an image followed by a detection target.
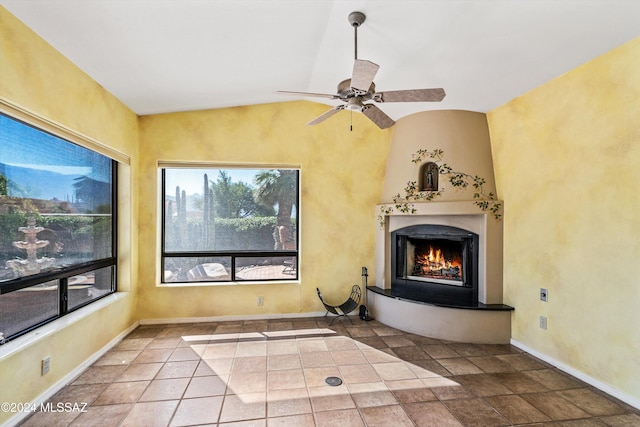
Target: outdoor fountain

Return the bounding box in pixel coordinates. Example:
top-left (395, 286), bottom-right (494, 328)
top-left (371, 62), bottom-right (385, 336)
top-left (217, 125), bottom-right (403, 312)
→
top-left (6, 217), bottom-right (55, 277)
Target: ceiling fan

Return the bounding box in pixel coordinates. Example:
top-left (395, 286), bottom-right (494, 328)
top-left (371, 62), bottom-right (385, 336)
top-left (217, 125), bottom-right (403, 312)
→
top-left (277, 11), bottom-right (446, 129)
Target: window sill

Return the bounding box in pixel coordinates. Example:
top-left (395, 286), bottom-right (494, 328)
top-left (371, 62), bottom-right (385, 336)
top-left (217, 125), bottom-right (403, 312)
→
top-left (0, 292), bottom-right (128, 360)
top-left (158, 280), bottom-right (301, 288)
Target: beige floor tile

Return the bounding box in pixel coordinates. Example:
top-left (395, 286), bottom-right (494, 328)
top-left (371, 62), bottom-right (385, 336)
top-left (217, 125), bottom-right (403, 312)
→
top-left (371, 361), bottom-right (417, 381)
top-left (404, 401), bottom-right (463, 427)
top-left (297, 338), bottom-right (329, 353)
top-left (49, 383), bottom-right (108, 406)
top-left (120, 400), bottom-right (179, 427)
top-left (360, 404), bottom-right (414, 426)
top-left (523, 369), bottom-right (586, 390)
top-left (168, 346), bottom-right (202, 361)
top-left (300, 351), bottom-right (335, 368)
top-left (521, 391), bottom-right (591, 420)
top-left (93, 381), bottom-right (150, 405)
top-left (467, 355), bottom-right (515, 373)
top-left (484, 394), bottom-right (551, 424)
top-left (235, 341), bottom-right (267, 357)
top-left (202, 342), bottom-right (238, 359)
top-left (232, 356), bottom-right (267, 373)
top-left (390, 383), bottom-right (437, 403)
top-left (267, 340), bottom-right (299, 355)
top-left (145, 337), bottom-right (182, 350)
top-left (324, 336), bottom-right (359, 351)
top-left (95, 350), bottom-right (141, 366)
top-left (381, 335), bottom-right (416, 348)
top-left (421, 344), bottom-right (461, 359)
top-left (115, 338), bottom-right (154, 351)
top-left (134, 348), bottom-right (174, 363)
top-left (170, 396), bottom-right (222, 426)
top-left (68, 403), bottom-right (132, 427)
top-left (455, 373), bottom-right (514, 396)
top-left (184, 375), bottom-right (228, 398)
top-left (139, 378), bottom-right (189, 401)
top-left (267, 369), bottom-right (306, 390)
top-left (339, 363), bottom-right (382, 384)
top-left (72, 365), bottom-right (127, 385)
top-left (361, 348), bottom-right (399, 364)
top-left (267, 353), bottom-right (301, 371)
top-left (267, 388), bottom-right (311, 417)
top-left (228, 371), bottom-right (267, 394)
top-left (267, 413), bottom-right (314, 427)
top-left (309, 387), bottom-right (355, 412)
top-left (115, 363), bottom-right (163, 382)
top-left (437, 357), bottom-right (484, 375)
top-left (218, 421), bottom-right (264, 427)
top-left (330, 349), bottom-right (368, 365)
top-left (156, 360), bottom-right (199, 379)
top-left (557, 388), bottom-right (628, 417)
top-left (303, 366), bottom-right (341, 388)
top-left (444, 398), bottom-right (511, 426)
top-left (201, 357), bottom-right (234, 375)
top-left (315, 408), bottom-right (365, 426)
top-left (351, 389), bottom-right (397, 408)
top-left (219, 392), bottom-right (266, 423)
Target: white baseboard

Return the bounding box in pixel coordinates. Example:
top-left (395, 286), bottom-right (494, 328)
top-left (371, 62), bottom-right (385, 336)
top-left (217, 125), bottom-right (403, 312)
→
top-left (510, 339), bottom-right (640, 410)
top-left (3, 321), bottom-right (139, 427)
top-left (139, 311), bottom-right (328, 325)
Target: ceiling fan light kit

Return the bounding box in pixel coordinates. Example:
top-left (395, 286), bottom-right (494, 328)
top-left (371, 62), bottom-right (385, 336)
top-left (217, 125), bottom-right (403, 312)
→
top-left (277, 11), bottom-right (446, 130)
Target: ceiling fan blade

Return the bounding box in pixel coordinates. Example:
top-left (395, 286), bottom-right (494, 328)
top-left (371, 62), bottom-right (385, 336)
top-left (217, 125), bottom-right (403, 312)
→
top-left (351, 59), bottom-right (379, 92)
top-left (276, 90), bottom-right (339, 100)
top-left (307, 105), bottom-right (345, 126)
top-left (375, 88), bottom-right (446, 103)
top-left (362, 104), bottom-right (395, 129)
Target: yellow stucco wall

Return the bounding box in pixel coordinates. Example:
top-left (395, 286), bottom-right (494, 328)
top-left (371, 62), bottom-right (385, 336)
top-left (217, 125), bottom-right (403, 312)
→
top-left (488, 36), bottom-right (640, 401)
top-left (0, 7), bottom-right (139, 423)
top-left (137, 103), bottom-right (391, 320)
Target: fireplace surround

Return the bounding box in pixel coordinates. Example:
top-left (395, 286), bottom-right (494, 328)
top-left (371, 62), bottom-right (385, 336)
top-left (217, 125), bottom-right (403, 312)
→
top-left (391, 224), bottom-right (479, 306)
top-left (371, 200), bottom-right (513, 343)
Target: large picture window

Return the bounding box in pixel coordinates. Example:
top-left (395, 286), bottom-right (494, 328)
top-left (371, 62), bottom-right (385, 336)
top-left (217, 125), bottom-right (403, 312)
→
top-left (161, 167), bottom-right (299, 283)
top-left (0, 113), bottom-right (116, 344)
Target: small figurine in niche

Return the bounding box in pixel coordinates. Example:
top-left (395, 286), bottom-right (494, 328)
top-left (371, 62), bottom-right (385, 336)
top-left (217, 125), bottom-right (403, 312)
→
top-left (420, 162), bottom-right (439, 191)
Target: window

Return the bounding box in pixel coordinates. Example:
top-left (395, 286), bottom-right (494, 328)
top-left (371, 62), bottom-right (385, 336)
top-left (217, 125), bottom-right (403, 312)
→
top-left (161, 167), bottom-right (299, 283)
top-left (0, 113), bottom-right (116, 344)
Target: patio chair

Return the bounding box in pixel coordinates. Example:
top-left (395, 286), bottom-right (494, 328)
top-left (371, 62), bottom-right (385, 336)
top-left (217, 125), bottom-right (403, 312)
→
top-left (316, 285), bottom-right (361, 325)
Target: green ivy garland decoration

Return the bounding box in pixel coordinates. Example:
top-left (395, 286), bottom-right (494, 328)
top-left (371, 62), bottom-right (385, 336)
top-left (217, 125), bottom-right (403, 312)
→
top-left (378, 148), bottom-right (502, 227)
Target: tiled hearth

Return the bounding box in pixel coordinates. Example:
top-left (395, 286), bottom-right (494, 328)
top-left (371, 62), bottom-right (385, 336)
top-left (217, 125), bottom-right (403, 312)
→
top-left (18, 317), bottom-right (639, 426)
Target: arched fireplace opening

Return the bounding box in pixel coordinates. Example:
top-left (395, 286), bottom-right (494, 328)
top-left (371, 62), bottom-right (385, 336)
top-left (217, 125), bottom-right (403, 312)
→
top-left (391, 224), bottom-right (479, 306)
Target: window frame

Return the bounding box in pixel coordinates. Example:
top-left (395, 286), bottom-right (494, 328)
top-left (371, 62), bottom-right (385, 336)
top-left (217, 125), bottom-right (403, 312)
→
top-left (0, 111), bottom-right (118, 344)
top-left (160, 165), bottom-right (300, 284)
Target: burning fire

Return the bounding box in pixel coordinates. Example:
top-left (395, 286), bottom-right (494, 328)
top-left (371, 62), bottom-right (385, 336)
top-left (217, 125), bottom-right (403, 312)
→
top-left (415, 246), bottom-right (461, 279)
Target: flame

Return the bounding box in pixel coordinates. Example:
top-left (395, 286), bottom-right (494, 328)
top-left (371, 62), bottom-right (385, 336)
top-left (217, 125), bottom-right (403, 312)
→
top-left (415, 245), bottom-right (460, 277)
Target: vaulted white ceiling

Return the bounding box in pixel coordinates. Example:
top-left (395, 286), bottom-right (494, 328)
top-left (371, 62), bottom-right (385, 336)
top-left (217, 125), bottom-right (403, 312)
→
top-left (2, 0), bottom-right (639, 121)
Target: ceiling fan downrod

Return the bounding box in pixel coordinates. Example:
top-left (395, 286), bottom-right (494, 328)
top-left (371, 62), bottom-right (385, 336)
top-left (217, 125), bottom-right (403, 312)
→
top-left (348, 11), bottom-right (366, 60)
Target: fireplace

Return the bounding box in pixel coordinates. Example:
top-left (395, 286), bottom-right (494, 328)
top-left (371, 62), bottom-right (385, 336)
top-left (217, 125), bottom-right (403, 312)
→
top-left (391, 224), bottom-right (479, 306)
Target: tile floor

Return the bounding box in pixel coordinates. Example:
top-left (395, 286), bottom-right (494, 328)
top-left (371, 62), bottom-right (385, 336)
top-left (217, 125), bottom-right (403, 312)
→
top-left (19, 317), bottom-right (640, 426)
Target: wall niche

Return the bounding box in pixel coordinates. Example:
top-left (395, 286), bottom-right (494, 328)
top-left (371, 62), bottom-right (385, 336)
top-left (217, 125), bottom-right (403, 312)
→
top-left (419, 162), bottom-right (439, 191)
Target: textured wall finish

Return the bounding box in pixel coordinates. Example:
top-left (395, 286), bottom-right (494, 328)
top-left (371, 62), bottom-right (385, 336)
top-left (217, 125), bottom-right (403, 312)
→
top-left (0, 7), bottom-right (139, 425)
top-left (137, 102), bottom-right (392, 320)
top-left (488, 36), bottom-right (640, 403)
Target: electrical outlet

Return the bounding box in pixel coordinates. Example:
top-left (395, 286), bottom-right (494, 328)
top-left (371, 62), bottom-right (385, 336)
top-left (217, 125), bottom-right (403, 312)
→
top-left (42, 356), bottom-right (51, 375)
top-left (540, 288), bottom-right (548, 302)
top-left (257, 296), bottom-right (264, 306)
top-left (539, 316), bottom-right (547, 330)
